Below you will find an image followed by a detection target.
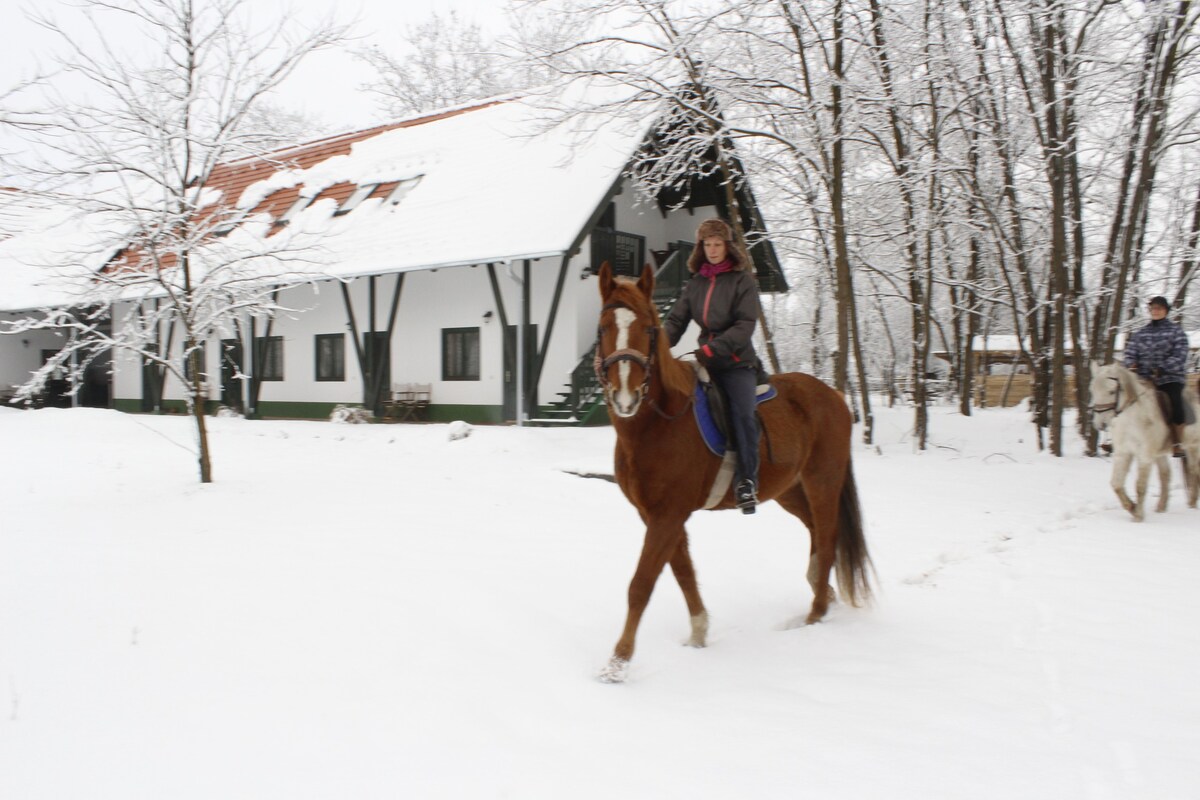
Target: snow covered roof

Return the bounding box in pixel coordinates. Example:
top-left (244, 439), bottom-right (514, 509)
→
top-left (249, 91), bottom-right (644, 278)
top-left (0, 80), bottom-right (652, 312)
top-left (0, 188), bottom-right (114, 313)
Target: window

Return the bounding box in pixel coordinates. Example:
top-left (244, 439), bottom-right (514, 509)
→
top-left (274, 196), bottom-right (312, 227)
top-left (443, 327), bottom-right (480, 381)
top-left (255, 336), bottom-right (284, 381)
top-left (211, 211), bottom-right (244, 237)
top-left (315, 333), bottom-right (345, 381)
top-left (334, 183), bottom-right (381, 216)
top-left (384, 175), bottom-right (423, 206)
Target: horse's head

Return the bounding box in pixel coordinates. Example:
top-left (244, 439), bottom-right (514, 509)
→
top-left (595, 262), bottom-right (659, 418)
top-left (1089, 360), bottom-right (1125, 430)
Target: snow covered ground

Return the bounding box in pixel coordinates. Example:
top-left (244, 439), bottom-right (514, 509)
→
top-left (1, 404), bottom-right (1196, 799)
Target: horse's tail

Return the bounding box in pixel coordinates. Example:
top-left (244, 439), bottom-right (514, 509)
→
top-left (835, 459), bottom-right (874, 607)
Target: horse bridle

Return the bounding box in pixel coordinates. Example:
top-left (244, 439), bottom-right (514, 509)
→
top-left (593, 301), bottom-right (693, 420)
top-left (593, 302), bottom-right (658, 399)
top-left (1090, 376), bottom-right (1127, 418)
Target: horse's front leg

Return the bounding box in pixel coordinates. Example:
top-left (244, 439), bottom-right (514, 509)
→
top-left (1132, 459), bottom-right (1154, 522)
top-left (669, 532), bottom-right (708, 648)
top-left (599, 516), bottom-right (687, 683)
top-left (1155, 455), bottom-right (1171, 513)
top-left (1186, 451), bottom-right (1200, 508)
top-left (1111, 452), bottom-right (1136, 516)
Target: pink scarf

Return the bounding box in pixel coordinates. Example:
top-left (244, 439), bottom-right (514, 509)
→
top-left (699, 260), bottom-right (732, 278)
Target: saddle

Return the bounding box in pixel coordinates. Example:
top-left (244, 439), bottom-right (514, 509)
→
top-left (691, 363), bottom-right (777, 457)
top-left (1154, 388), bottom-right (1197, 426)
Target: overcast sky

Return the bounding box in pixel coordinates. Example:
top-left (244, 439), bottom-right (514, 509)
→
top-left (0, 0), bottom-right (513, 134)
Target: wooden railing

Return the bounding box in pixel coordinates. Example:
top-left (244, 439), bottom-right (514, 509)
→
top-left (590, 229), bottom-right (646, 277)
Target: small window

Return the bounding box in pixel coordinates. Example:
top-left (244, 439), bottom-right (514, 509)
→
top-left (255, 336), bottom-right (284, 381)
top-left (274, 196), bottom-right (312, 227)
top-left (442, 327), bottom-right (480, 381)
top-left (315, 333), bottom-right (345, 381)
top-left (211, 211), bottom-right (243, 237)
top-left (384, 175), bottom-right (423, 206)
top-left (334, 183), bottom-right (381, 216)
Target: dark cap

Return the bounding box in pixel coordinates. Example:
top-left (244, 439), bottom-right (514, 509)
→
top-left (1148, 295), bottom-right (1170, 309)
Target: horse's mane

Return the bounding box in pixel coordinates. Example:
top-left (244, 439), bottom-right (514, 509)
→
top-left (609, 277), bottom-right (695, 399)
top-left (1109, 362), bottom-right (1146, 395)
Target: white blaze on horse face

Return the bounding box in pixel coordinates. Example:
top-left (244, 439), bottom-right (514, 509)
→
top-left (612, 308), bottom-right (639, 416)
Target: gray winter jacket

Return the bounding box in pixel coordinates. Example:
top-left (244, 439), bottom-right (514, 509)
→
top-left (664, 269), bottom-right (761, 371)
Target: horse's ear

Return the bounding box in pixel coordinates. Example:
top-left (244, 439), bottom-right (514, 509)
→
top-left (637, 263), bottom-right (655, 298)
top-left (598, 262), bottom-right (614, 299)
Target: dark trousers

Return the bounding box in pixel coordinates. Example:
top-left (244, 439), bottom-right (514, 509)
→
top-left (712, 366), bottom-right (760, 486)
top-left (1160, 381), bottom-right (1185, 424)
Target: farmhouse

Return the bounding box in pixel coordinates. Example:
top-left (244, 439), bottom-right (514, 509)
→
top-left (1, 85), bottom-right (786, 424)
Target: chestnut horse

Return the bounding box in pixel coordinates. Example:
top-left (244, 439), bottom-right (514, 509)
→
top-left (595, 263), bottom-right (872, 683)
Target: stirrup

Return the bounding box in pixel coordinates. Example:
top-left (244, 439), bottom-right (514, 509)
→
top-left (735, 479), bottom-right (757, 515)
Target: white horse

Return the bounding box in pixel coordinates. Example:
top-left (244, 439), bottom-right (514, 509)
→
top-left (1089, 361), bottom-right (1200, 521)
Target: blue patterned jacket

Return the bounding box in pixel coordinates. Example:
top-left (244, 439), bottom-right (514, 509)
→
top-left (1123, 318), bottom-right (1190, 385)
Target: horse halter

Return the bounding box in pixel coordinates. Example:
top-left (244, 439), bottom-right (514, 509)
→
top-left (1090, 376), bottom-right (1125, 418)
top-left (594, 301), bottom-right (658, 411)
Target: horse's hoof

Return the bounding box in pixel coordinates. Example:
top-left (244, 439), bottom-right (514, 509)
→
top-left (597, 657), bottom-right (630, 684)
top-left (685, 611), bottom-right (709, 648)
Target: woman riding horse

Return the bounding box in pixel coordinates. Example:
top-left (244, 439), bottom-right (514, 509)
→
top-left (664, 218), bottom-right (764, 512)
top-left (594, 261), bottom-right (872, 682)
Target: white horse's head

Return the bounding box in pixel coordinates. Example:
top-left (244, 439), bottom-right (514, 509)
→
top-left (1089, 360), bottom-right (1127, 431)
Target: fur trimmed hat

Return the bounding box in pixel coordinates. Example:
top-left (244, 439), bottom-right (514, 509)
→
top-left (687, 217), bottom-right (752, 273)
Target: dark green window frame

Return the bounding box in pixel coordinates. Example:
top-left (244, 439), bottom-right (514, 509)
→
top-left (255, 336), bottom-right (284, 381)
top-left (442, 327), bottom-right (480, 381)
top-left (315, 333), bottom-right (345, 382)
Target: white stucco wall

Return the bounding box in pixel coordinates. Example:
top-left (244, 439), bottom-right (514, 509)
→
top-left (111, 257), bottom-right (589, 415)
top-left (0, 316), bottom-right (72, 392)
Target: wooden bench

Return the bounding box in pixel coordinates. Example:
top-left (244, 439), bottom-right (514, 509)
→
top-left (385, 382), bottom-right (431, 421)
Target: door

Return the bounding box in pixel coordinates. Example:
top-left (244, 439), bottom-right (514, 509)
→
top-left (220, 338), bottom-right (244, 411)
top-left (503, 324), bottom-right (538, 422)
top-left (363, 331), bottom-right (391, 413)
top-left (140, 345), bottom-right (160, 412)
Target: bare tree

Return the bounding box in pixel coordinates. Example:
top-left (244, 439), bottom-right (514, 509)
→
top-left (357, 10), bottom-right (517, 117)
top-left (1, 0), bottom-right (347, 483)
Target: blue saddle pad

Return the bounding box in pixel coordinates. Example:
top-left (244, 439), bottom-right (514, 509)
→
top-left (694, 380), bottom-right (777, 457)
